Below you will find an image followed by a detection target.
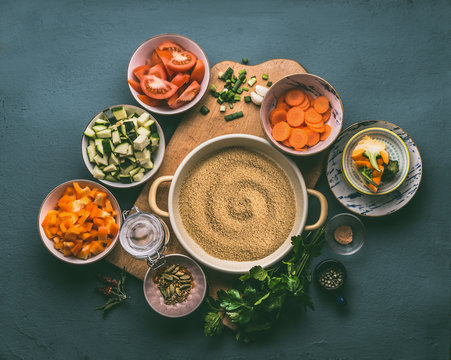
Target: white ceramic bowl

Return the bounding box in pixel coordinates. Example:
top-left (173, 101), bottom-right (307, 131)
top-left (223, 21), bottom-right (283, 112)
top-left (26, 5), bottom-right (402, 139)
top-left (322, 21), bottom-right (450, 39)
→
top-left (38, 179), bottom-right (121, 264)
top-left (341, 127), bottom-right (410, 196)
top-left (148, 134), bottom-right (328, 274)
top-left (81, 104), bottom-right (165, 188)
top-left (127, 33), bottom-right (210, 115)
top-left (260, 73), bottom-right (343, 156)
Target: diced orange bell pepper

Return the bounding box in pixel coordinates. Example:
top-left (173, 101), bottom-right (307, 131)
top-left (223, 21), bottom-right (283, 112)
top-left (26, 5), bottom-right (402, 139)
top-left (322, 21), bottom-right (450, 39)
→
top-left (73, 182), bottom-right (91, 199)
top-left (89, 241), bottom-right (105, 256)
top-left (104, 199), bottom-right (114, 213)
top-left (97, 226), bottom-right (109, 242)
top-left (93, 192), bottom-right (107, 206)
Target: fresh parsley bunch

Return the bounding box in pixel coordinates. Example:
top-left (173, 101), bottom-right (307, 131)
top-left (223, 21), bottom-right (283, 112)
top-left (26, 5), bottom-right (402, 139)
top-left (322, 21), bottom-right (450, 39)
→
top-left (203, 227), bottom-right (325, 342)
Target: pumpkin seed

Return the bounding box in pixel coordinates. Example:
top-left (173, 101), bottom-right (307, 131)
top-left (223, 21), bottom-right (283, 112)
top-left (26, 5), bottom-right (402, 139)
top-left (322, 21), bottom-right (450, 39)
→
top-left (169, 284), bottom-right (175, 294)
top-left (160, 288), bottom-right (168, 298)
top-left (175, 271), bottom-right (185, 276)
top-left (162, 274), bottom-right (173, 281)
top-left (180, 279), bottom-right (191, 284)
top-left (171, 266), bottom-right (180, 274)
top-left (165, 265), bottom-right (176, 273)
top-left (180, 275), bottom-right (191, 280)
top-left (175, 287), bottom-right (181, 296)
top-left (180, 284), bottom-right (191, 290)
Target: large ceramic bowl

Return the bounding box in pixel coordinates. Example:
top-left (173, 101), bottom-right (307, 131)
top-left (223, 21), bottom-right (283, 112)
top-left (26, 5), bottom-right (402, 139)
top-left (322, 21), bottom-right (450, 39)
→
top-left (260, 73), bottom-right (343, 156)
top-left (148, 134), bottom-right (328, 274)
top-left (127, 33), bottom-right (210, 115)
top-left (38, 179), bottom-right (121, 264)
top-left (341, 127), bottom-right (410, 196)
top-left (81, 104), bottom-right (165, 188)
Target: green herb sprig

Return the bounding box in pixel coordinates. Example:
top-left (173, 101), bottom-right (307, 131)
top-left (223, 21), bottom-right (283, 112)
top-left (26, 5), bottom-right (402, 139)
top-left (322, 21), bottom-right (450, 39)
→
top-left (203, 227), bottom-right (325, 342)
top-left (96, 267), bottom-right (128, 315)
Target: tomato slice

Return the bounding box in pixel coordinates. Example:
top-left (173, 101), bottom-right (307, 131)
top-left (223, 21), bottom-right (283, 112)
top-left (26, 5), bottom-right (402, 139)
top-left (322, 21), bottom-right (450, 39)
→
top-left (155, 49), bottom-right (175, 77)
top-left (137, 94), bottom-right (163, 107)
top-left (140, 75), bottom-right (178, 100)
top-left (133, 64), bottom-right (151, 81)
top-left (167, 51), bottom-right (197, 73)
top-left (190, 59), bottom-right (205, 84)
top-left (158, 41), bottom-right (184, 53)
top-left (170, 73), bottom-right (190, 87)
top-left (128, 79), bottom-right (142, 93)
top-left (169, 81), bottom-right (200, 109)
top-left (147, 63), bottom-right (167, 80)
top-left (150, 50), bottom-right (162, 66)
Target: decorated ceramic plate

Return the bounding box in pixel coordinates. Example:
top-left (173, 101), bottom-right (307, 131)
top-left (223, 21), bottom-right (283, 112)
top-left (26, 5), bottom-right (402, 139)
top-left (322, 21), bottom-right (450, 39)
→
top-left (327, 121), bottom-right (422, 217)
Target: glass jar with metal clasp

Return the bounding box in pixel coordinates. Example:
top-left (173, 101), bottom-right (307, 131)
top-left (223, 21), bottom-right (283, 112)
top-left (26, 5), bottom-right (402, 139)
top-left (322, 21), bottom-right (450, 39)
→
top-left (119, 206), bottom-right (170, 270)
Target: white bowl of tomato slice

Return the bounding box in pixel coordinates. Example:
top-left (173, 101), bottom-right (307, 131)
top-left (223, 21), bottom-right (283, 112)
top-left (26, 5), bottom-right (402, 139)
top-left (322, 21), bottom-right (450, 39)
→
top-left (127, 34), bottom-right (210, 115)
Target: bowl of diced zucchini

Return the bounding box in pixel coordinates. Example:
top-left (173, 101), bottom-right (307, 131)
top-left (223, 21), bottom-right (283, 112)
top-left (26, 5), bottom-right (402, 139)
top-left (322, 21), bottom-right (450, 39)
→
top-left (82, 104), bottom-right (165, 188)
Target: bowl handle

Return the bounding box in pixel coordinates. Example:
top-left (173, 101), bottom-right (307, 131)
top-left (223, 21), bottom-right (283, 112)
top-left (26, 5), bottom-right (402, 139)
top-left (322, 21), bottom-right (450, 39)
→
top-left (304, 189), bottom-right (328, 231)
top-left (148, 176), bottom-right (173, 217)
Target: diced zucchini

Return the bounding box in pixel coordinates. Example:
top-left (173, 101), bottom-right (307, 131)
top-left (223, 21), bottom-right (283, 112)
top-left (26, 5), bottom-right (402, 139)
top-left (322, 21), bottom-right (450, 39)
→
top-left (135, 149), bottom-right (151, 164)
top-left (112, 106), bottom-right (128, 121)
top-left (143, 119), bottom-right (155, 130)
top-left (103, 109), bottom-right (117, 124)
top-left (92, 166), bottom-right (105, 180)
top-left (119, 124), bottom-right (128, 137)
top-left (127, 156), bottom-right (137, 163)
top-left (102, 140), bottom-right (113, 154)
top-left (104, 174), bottom-right (118, 182)
top-left (141, 160), bottom-right (154, 170)
top-left (123, 120), bottom-right (135, 132)
top-left (130, 113), bottom-right (140, 119)
top-left (122, 164), bottom-right (136, 174)
top-left (137, 113), bottom-right (150, 126)
top-left (118, 174), bottom-right (132, 183)
top-left (92, 124), bottom-right (107, 132)
top-left (95, 119), bottom-right (110, 126)
top-left (137, 127), bottom-right (151, 137)
top-left (114, 142), bottom-right (129, 155)
top-left (129, 167), bottom-right (141, 177)
top-left (84, 127), bottom-right (96, 138)
top-left (133, 170), bottom-right (145, 182)
top-left (126, 144), bottom-right (133, 156)
top-left (87, 142), bottom-right (97, 162)
top-left (103, 164), bottom-right (117, 173)
top-left (97, 129), bottom-right (112, 139)
top-left (94, 154), bottom-right (109, 167)
top-left (133, 134), bottom-right (150, 151)
top-left (95, 139), bottom-right (104, 156)
top-left (112, 130), bottom-right (121, 145)
top-left (109, 153), bottom-right (120, 166)
top-left (127, 130), bottom-right (138, 142)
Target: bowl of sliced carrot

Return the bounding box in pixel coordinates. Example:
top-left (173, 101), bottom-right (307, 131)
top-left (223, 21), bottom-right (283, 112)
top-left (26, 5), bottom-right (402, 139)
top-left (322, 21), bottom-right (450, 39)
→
top-left (127, 34), bottom-right (210, 115)
top-left (38, 180), bottom-right (121, 264)
top-left (260, 73), bottom-right (343, 156)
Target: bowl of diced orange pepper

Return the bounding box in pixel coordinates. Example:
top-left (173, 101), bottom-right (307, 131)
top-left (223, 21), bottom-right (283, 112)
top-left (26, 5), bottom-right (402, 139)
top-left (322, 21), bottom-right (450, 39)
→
top-left (260, 73), bottom-right (343, 156)
top-left (39, 180), bottom-right (121, 264)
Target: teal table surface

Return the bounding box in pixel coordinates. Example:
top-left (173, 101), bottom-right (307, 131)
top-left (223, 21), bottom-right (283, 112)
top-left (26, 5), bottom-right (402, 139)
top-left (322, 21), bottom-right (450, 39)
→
top-left (1, 0), bottom-right (450, 359)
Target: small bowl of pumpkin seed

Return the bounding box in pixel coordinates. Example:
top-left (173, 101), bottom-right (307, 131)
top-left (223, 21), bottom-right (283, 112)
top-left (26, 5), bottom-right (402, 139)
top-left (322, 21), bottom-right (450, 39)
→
top-left (143, 254), bottom-right (207, 317)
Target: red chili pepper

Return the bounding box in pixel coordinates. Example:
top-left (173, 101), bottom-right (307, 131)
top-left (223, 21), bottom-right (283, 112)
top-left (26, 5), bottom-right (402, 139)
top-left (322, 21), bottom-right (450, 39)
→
top-left (97, 273), bottom-right (119, 286)
top-left (95, 286), bottom-right (113, 297)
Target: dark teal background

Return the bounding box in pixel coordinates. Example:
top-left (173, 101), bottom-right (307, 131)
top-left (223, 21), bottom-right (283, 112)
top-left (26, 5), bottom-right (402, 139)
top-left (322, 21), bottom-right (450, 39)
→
top-left (1, 0), bottom-right (450, 359)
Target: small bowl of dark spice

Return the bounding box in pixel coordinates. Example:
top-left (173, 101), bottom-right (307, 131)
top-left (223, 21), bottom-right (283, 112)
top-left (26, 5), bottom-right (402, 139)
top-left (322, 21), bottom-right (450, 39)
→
top-left (143, 254), bottom-right (206, 317)
top-left (314, 259), bottom-right (348, 306)
top-left (325, 213), bottom-right (365, 255)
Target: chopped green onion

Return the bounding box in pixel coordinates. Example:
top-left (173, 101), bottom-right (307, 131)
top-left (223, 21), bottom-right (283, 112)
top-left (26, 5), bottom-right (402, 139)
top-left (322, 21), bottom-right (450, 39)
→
top-left (225, 111), bottom-right (244, 122)
top-left (200, 105), bottom-right (210, 115)
top-left (242, 87), bottom-right (249, 91)
top-left (231, 79), bottom-right (242, 93)
top-left (217, 98), bottom-right (224, 105)
top-left (262, 74), bottom-right (269, 80)
top-left (266, 81), bottom-right (273, 87)
top-left (234, 94), bottom-right (241, 101)
top-left (210, 84), bottom-right (217, 92)
top-left (229, 103), bottom-right (234, 109)
top-left (226, 79), bottom-right (231, 85)
top-left (244, 96), bottom-right (251, 103)
top-left (239, 69), bottom-right (247, 75)
top-left (242, 58), bottom-right (248, 64)
top-left (248, 77), bottom-right (257, 87)
top-left (218, 72), bottom-right (224, 79)
top-left (219, 105), bottom-right (226, 112)
top-left (232, 75), bottom-right (237, 82)
top-left (213, 91), bottom-right (220, 98)
top-left (237, 88), bottom-right (243, 94)
top-left (221, 67), bottom-right (233, 80)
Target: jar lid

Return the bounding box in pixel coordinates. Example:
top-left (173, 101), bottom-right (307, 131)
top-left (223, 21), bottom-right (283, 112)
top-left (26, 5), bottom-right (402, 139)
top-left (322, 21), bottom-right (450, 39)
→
top-left (119, 210), bottom-right (166, 261)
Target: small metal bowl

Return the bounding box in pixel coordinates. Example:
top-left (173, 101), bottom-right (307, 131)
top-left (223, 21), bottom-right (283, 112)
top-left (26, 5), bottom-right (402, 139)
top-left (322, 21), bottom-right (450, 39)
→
top-left (143, 254), bottom-right (206, 318)
top-left (325, 213), bottom-right (365, 255)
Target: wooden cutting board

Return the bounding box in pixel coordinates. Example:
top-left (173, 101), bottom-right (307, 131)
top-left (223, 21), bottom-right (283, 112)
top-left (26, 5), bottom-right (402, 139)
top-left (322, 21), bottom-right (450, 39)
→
top-left (106, 59), bottom-right (326, 294)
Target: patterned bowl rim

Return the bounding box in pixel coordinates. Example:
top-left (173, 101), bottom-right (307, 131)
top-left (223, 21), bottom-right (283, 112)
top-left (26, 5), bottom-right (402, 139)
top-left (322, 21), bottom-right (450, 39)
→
top-left (341, 127), bottom-right (410, 196)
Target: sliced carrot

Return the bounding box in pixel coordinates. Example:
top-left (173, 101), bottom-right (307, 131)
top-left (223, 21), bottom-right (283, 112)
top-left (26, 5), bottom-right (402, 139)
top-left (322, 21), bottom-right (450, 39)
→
top-left (308, 124), bottom-right (326, 133)
top-left (298, 97), bottom-right (310, 111)
top-left (294, 147), bottom-right (308, 152)
top-left (128, 79), bottom-right (142, 94)
top-left (322, 109), bottom-right (331, 122)
top-left (320, 125), bottom-right (332, 140)
top-left (305, 129), bottom-right (320, 147)
top-left (380, 150), bottom-right (389, 164)
top-left (269, 108), bottom-right (288, 127)
top-left (306, 93), bottom-right (315, 104)
top-left (305, 108), bottom-right (323, 124)
top-left (354, 160), bottom-right (373, 169)
top-left (367, 183), bottom-right (378, 193)
top-left (313, 96), bottom-right (330, 114)
top-left (284, 89), bottom-right (305, 106)
top-left (373, 177), bottom-right (381, 186)
top-left (272, 121), bottom-right (291, 141)
top-left (137, 94), bottom-right (163, 107)
top-left (288, 128), bottom-right (308, 149)
top-left (276, 101), bottom-right (291, 112)
top-left (306, 120), bottom-right (324, 129)
top-left (282, 139), bottom-right (291, 147)
top-left (276, 96), bottom-right (287, 107)
top-left (286, 107), bottom-right (305, 127)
